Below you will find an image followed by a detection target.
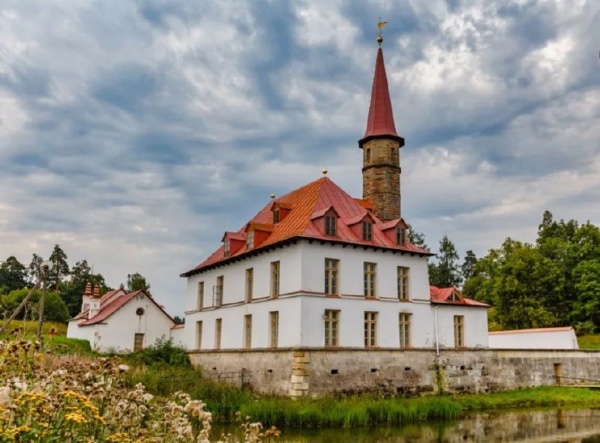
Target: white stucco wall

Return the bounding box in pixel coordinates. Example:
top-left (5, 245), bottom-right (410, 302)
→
top-left (183, 240), bottom-right (489, 350)
top-left (488, 328), bottom-right (578, 350)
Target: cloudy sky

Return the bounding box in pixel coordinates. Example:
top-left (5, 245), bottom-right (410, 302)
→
top-left (1, 0), bottom-right (599, 315)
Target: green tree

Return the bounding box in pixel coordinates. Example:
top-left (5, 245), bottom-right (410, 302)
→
top-left (0, 256), bottom-right (28, 293)
top-left (127, 272), bottom-right (150, 292)
top-left (48, 244), bottom-right (69, 291)
top-left (28, 253), bottom-right (44, 284)
top-left (0, 288), bottom-right (70, 323)
top-left (60, 260), bottom-right (110, 317)
top-left (429, 235), bottom-right (462, 288)
top-left (408, 226), bottom-right (428, 250)
top-left (571, 259), bottom-right (600, 333)
top-left (461, 250), bottom-right (477, 283)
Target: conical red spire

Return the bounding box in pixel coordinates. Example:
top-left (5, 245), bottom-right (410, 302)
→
top-left (360, 47), bottom-right (403, 146)
top-left (84, 282), bottom-right (92, 297)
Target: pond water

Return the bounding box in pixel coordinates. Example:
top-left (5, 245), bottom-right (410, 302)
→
top-left (216, 408), bottom-right (600, 442)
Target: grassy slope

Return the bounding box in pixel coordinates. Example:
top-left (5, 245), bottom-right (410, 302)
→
top-left (578, 335), bottom-right (600, 350)
top-left (0, 319), bottom-right (92, 355)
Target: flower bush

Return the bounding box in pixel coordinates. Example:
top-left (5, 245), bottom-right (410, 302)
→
top-left (0, 339), bottom-right (278, 443)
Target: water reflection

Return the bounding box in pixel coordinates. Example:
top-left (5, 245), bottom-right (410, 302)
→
top-left (218, 408), bottom-right (600, 443)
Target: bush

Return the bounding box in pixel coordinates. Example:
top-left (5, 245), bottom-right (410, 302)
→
top-left (0, 288), bottom-right (70, 323)
top-left (127, 336), bottom-right (191, 368)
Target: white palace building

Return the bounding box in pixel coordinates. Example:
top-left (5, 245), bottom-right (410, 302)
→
top-left (180, 32), bottom-right (489, 356)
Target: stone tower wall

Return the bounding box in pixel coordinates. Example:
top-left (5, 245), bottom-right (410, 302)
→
top-left (361, 138), bottom-right (401, 221)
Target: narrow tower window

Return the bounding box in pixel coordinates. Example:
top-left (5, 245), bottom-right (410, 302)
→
top-left (362, 221), bottom-right (373, 241)
top-left (325, 215), bottom-right (337, 236)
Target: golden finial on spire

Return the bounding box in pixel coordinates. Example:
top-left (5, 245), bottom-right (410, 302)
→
top-left (377, 18), bottom-right (388, 46)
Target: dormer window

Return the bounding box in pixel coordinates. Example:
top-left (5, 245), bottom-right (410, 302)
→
top-left (449, 290), bottom-right (461, 302)
top-left (362, 221), bottom-right (372, 241)
top-left (223, 239), bottom-right (230, 257)
top-left (325, 216), bottom-right (337, 236)
top-left (246, 231), bottom-right (254, 250)
top-left (273, 208), bottom-right (280, 224)
top-left (396, 227), bottom-right (406, 245)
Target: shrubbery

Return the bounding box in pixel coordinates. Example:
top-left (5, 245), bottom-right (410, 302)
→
top-left (125, 336), bottom-right (191, 368)
top-left (0, 339), bottom-right (278, 442)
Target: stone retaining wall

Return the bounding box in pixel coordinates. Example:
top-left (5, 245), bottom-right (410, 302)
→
top-left (188, 348), bottom-right (600, 397)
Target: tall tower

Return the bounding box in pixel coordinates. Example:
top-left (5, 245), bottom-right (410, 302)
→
top-left (358, 23), bottom-right (405, 222)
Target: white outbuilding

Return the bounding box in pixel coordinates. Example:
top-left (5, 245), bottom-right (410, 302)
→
top-left (67, 282), bottom-right (178, 353)
top-left (488, 327), bottom-right (579, 350)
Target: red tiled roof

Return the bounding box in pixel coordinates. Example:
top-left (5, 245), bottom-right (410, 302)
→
top-left (182, 177), bottom-right (431, 276)
top-left (75, 289), bottom-right (176, 326)
top-left (489, 327), bottom-right (574, 335)
top-left (360, 47), bottom-right (403, 146)
top-left (430, 286), bottom-right (489, 307)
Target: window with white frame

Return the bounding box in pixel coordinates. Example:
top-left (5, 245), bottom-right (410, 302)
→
top-left (399, 313), bottom-right (411, 348)
top-left (364, 311), bottom-right (378, 347)
top-left (197, 281), bottom-right (204, 310)
top-left (324, 310), bottom-right (340, 347)
top-left (269, 311), bottom-right (279, 348)
top-left (270, 261), bottom-right (280, 298)
top-left (214, 318), bottom-right (222, 350)
top-left (245, 268), bottom-right (253, 302)
top-left (325, 215), bottom-right (337, 236)
top-left (363, 262), bottom-right (377, 297)
top-left (196, 321), bottom-right (203, 350)
top-left (324, 258), bottom-right (339, 295)
top-left (214, 276), bottom-right (223, 307)
top-left (244, 314), bottom-right (252, 349)
top-left (454, 315), bottom-right (464, 347)
top-left (362, 221), bottom-right (373, 241)
top-left (397, 266), bottom-right (410, 301)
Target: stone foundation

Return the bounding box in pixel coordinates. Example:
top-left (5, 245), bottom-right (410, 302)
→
top-left (188, 348), bottom-right (600, 397)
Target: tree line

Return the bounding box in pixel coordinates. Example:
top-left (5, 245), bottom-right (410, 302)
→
top-left (414, 210), bottom-right (600, 334)
top-left (0, 245), bottom-right (151, 324)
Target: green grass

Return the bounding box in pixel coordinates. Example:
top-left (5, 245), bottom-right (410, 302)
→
top-left (238, 387), bottom-right (600, 428)
top-left (125, 366), bottom-right (255, 420)
top-left (0, 319), bottom-right (67, 338)
top-left (578, 335), bottom-right (600, 350)
top-left (0, 319), bottom-right (94, 355)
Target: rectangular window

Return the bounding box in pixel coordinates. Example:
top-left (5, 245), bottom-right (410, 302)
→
top-left (362, 221), bottom-right (372, 241)
top-left (245, 268), bottom-right (253, 302)
top-left (454, 315), bottom-right (464, 347)
top-left (270, 261), bottom-right (280, 298)
top-left (133, 333), bottom-right (144, 351)
top-left (269, 311), bottom-right (279, 348)
top-left (223, 239), bottom-right (230, 257)
top-left (324, 258), bottom-right (340, 295)
top-left (325, 216), bottom-right (337, 236)
top-left (246, 231), bottom-right (254, 249)
top-left (214, 276), bottom-right (223, 307)
top-left (397, 266), bottom-right (410, 301)
top-left (396, 227), bottom-right (406, 245)
top-left (324, 310), bottom-right (340, 347)
top-left (273, 208), bottom-right (280, 223)
top-left (244, 315), bottom-right (252, 349)
top-left (363, 262), bottom-right (377, 297)
top-left (196, 321), bottom-right (203, 350)
top-left (197, 281), bottom-right (204, 310)
top-left (364, 312), bottom-right (378, 347)
top-left (215, 318), bottom-right (222, 350)
top-left (399, 313), bottom-right (411, 348)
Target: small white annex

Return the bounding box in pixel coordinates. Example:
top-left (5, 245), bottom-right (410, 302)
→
top-left (67, 282), bottom-right (179, 353)
top-left (488, 327), bottom-right (579, 350)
